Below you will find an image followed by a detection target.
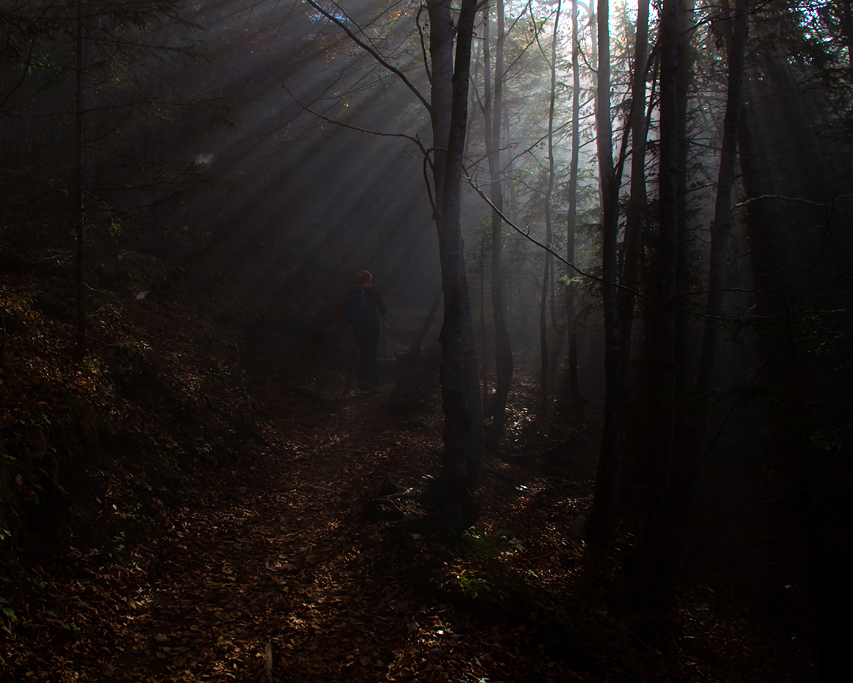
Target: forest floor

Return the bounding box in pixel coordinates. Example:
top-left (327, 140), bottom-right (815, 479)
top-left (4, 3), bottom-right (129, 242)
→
top-left (0, 179), bottom-right (821, 681)
top-left (1, 366), bottom-right (819, 683)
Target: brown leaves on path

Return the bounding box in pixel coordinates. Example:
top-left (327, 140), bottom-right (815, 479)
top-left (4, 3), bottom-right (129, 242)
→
top-left (1, 378), bottom-right (818, 683)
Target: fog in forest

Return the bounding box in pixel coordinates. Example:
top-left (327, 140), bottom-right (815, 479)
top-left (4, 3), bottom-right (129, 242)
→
top-left (2, 0), bottom-right (852, 680)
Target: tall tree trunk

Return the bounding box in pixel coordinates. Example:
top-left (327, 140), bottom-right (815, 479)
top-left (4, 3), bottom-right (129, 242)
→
top-left (426, 0), bottom-right (484, 504)
top-left (618, 0), bottom-right (650, 368)
top-left (674, 0), bottom-right (696, 397)
top-left (565, 0), bottom-right (581, 403)
top-left (428, 1), bottom-right (454, 210)
top-left (482, 0), bottom-right (514, 455)
top-left (670, 0), bottom-right (750, 589)
top-left (541, 1), bottom-right (562, 404)
top-left (480, 230), bottom-right (489, 404)
top-left (690, 0), bottom-right (749, 473)
top-left (539, 253), bottom-right (550, 401)
top-left (629, 0), bottom-right (681, 628)
top-left (585, 0), bottom-right (623, 549)
top-left (74, 0), bottom-right (87, 362)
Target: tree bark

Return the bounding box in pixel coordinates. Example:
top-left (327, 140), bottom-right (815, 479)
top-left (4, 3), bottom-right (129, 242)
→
top-left (674, 0), bottom-right (696, 397)
top-left (426, 0), bottom-right (484, 501)
top-left (691, 0), bottom-right (748, 448)
top-left (479, 231), bottom-right (489, 404)
top-left (628, 0), bottom-right (680, 627)
top-left (618, 0), bottom-right (650, 369)
top-left (540, 1), bottom-right (562, 405)
top-left (428, 1), bottom-right (454, 210)
top-left (564, 0), bottom-right (581, 403)
top-left (482, 0), bottom-right (514, 455)
top-left (585, 0), bottom-right (623, 550)
top-left (74, 0), bottom-right (87, 363)
top-left (673, 0), bottom-right (750, 581)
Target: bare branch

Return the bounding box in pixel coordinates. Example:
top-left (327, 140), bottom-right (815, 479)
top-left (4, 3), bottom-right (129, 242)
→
top-left (734, 193), bottom-right (853, 210)
top-left (301, 0), bottom-right (431, 114)
top-left (465, 174), bottom-right (755, 323)
top-left (423, 144), bottom-right (437, 214)
top-left (281, 84), bottom-right (429, 156)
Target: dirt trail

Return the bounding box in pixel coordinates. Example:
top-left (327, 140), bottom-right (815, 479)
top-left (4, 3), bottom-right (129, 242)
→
top-left (5, 385), bottom-right (472, 682)
top-left (5, 363), bottom-right (812, 683)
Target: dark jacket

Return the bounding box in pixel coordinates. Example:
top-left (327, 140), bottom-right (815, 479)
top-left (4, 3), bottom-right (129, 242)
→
top-left (363, 286), bottom-right (387, 319)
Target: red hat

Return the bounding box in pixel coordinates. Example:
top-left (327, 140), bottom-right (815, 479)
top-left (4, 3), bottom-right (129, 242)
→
top-left (357, 270), bottom-right (372, 285)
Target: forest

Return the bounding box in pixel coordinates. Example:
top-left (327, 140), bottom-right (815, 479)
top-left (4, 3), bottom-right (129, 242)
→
top-left (1, 0), bottom-right (851, 681)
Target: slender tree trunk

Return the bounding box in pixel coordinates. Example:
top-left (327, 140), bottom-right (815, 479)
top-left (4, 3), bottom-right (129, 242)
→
top-left (690, 0), bottom-right (749, 472)
top-left (480, 231), bottom-right (489, 404)
top-left (426, 0), bottom-right (484, 502)
top-left (428, 1), bottom-right (454, 210)
top-left (669, 0), bottom-right (750, 589)
top-left (674, 0), bottom-right (696, 397)
top-left (541, 1), bottom-right (562, 404)
top-left (539, 253), bottom-right (550, 401)
top-left (618, 0), bottom-right (650, 368)
top-left (565, 0), bottom-right (581, 403)
top-left (586, 0), bottom-right (623, 549)
top-left (630, 0), bottom-right (680, 628)
top-left (482, 0), bottom-right (514, 455)
top-left (74, 0), bottom-right (87, 362)
top-left (548, 266), bottom-right (565, 394)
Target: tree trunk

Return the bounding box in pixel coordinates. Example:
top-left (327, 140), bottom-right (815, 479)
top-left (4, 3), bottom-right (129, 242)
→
top-left (479, 231), bottom-right (489, 404)
top-left (618, 0), bottom-right (650, 368)
top-left (482, 0), bottom-right (514, 455)
top-left (629, 0), bottom-right (681, 628)
top-left (540, 2), bottom-right (561, 405)
top-left (674, 0), bottom-right (696, 397)
top-left (428, 1), bottom-right (454, 210)
top-left (564, 0), bottom-right (581, 403)
top-left (585, 0), bottom-right (623, 549)
top-left (539, 251), bottom-right (550, 401)
top-left (74, 0), bottom-right (87, 362)
top-left (426, 0), bottom-right (484, 504)
top-left (690, 0), bottom-right (749, 463)
top-left (667, 0), bottom-right (750, 595)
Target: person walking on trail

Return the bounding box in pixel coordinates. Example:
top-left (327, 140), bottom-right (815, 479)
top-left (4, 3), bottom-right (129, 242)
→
top-left (345, 269), bottom-right (387, 391)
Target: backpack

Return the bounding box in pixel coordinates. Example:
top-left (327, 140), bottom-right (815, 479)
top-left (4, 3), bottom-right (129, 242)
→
top-left (341, 287), bottom-right (371, 326)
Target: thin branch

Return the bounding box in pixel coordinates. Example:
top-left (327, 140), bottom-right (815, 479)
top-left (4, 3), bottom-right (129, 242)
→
top-left (465, 174), bottom-right (756, 323)
top-left (281, 84), bottom-right (429, 157)
top-left (416, 3), bottom-right (431, 84)
top-left (577, 38), bottom-right (596, 74)
top-left (0, 23), bottom-right (39, 110)
top-left (734, 193), bottom-right (853, 210)
top-left (467, 174), bottom-right (628, 285)
top-left (302, 0), bottom-right (431, 114)
top-left (423, 145), bottom-right (437, 214)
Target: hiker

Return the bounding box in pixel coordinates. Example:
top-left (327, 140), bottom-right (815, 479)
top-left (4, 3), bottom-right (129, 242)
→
top-left (346, 269), bottom-right (387, 391)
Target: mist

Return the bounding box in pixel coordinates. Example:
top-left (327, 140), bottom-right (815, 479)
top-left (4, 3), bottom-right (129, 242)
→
top-left (2, 0), bottom-right (852, 680)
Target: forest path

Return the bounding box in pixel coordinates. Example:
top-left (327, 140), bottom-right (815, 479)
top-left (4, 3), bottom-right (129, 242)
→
top-left (110, 386), bottom-right (431, 682)
top-left (2, 368), bottom-right (811, 683)
top-left (5, 380), bottom-right (483, 683)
